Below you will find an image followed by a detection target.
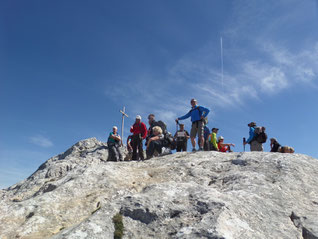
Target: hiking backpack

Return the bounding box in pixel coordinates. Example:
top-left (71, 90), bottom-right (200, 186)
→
top-left (155, 120), bottom-right (167, 135)
top-left (254, 127), bottom-right (267, 144)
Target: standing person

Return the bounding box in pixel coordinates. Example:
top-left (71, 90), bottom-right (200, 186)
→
top-left (130, 115), bottom-right (147, 161)
top-left (124, 134), bottom-right (133, 161)
top-left (176, 98), bottom-right (210, 152)
top-left (243, 122), bottom-right (263, 151)
top-left (208, 128), bottom-right (219, 151)
top-left (107, 126), bottom-right (123, 161)
top-left (174, 123), bottom-right (190, 152)
top-left (270, 138), bottom-right (281, 152)
top-left (127, 135), bottom-right (133, 153)
top-left (217, 136), bottom-right (235, 152)
top-left (203, 126), bottom-right (210, 151)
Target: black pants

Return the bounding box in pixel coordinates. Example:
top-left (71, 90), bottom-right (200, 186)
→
top-left (176, 141), bottom-right (187, 152)
top-left (146, 140), bottom-right (164, 158)
top-left (209, 142), bottom-right (218, 151)
top-left (132, 134), bottom-right (144, 161)
top-left (108, 143), bottom-right (123, 161)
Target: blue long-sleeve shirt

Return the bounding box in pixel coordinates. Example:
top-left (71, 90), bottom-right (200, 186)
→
top-left (246, 127), bottom-right (255, 143)
top-left (178, 106), bottom-right (210, 122)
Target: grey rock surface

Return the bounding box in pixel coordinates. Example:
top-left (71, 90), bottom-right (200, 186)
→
top-left (0, 137), bottom-right (318, 239)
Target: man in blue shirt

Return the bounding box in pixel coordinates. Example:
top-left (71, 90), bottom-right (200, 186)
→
top-left (244, 122), bottom-right (263, 151)
top-left (176, 99), bottom-right (210, 151)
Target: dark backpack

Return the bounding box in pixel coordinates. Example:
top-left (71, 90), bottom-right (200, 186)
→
top-left (154, 120), bottom-right (167, 135)
top-left (152, 120), bottom-right (176, 149)
top-left (163, 131), bottom-right (176, 150)
top-left (254, 127), bottom-right (267, 143)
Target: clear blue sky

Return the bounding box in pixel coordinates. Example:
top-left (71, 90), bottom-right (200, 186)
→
top-left (1, 0), bottom-right (318, 189)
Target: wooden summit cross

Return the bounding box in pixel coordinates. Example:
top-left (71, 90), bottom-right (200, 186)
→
top-left (120, 106), bottom-right (128, 146)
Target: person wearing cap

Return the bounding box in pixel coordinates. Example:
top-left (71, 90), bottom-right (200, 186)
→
top-left (244, 122), bottom-right (263, 151)
top-left (130, 115), bottom-right (147, 161)
top-left (176, 98), bottom-right (210, 152)
top-left (107, 126), bottom-right (123, 161)
top-left (217, 136), bottom-right (235, 152)
top-left (208, 128), bottom-right (219, 151)
top-left (174, 123), bottom-right (190, 152)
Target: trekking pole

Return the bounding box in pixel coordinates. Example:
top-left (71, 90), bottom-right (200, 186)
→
top-left (243, 137), bottom-right (246, 152)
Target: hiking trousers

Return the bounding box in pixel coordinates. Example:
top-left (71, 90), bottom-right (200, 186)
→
top-left (108, 144), bottom-right (123, 161)
top-left (176, 141), bottom-right (187, 152)
top-left (250, 140), bottom-right (263, 152)
top-left (132, 134), bottom-right (144, 161)
top-left (146, 140), bottom-right (164, 158)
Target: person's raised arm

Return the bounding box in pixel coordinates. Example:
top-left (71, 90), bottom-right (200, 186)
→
top-left (177, 110), bottom-right (191, 121)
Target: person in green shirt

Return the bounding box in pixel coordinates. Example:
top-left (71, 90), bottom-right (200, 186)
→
top-left (208, 128), bottom-right (219, 151)
top-left (107, 126), bottom-right (123, 161)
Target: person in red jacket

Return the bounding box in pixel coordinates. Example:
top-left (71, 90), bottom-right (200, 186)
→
top-left (217, 136), bottom-right (235, 152)
top-left (130, 115), bottom-right (147, 161)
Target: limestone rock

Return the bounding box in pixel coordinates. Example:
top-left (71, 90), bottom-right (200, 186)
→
top-left (0, 138), bottom-right (318, 239)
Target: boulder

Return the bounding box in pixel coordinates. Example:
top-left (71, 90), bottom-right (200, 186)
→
top-left (0, 138), bottom-right (317, 239)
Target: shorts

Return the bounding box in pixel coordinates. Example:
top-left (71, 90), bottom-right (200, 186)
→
top-left (190, 120), bottom-right (204, 138)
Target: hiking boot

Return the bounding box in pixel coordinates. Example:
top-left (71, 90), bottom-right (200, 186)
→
top-left (198, 148), bottom-right (204, 151)
top-left (192, 148), bottom-right (196, 152)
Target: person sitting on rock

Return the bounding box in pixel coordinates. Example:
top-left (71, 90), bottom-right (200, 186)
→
top-left (217, 136), bottom-right (235, 152)
top-left (270, 138), bottom-right (281, 152)
top-left (270, 138), bottom-right (294, 153)
top-left (107, 126), bottom-right (123, 161)
top-left (279, 146), bottom-right (295, 153)
top-left (146, 126), bottom-right (165, 159)
top-left (174, 123), bottom-right (190, 152)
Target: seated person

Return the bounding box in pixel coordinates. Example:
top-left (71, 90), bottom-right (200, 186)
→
top-left (217, 136), bottom-right (235, 152)
top-left (270, 138), bottom-right (294, 153)
top-left (107, 126), bottom-right (123, 161)
top-left (279, 146), bottom-right (295, 153)
top-left (146, 126), bottom-right (165, 159)
top-left (270, 138), bottom-right (281, 152)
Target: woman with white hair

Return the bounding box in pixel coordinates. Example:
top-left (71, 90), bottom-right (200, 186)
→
top-left (146, 126), bottom-right (165, 159)
top-left (107, 126), bottom-right (123, 161)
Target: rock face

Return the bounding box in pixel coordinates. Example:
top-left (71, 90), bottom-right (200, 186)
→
top-left (1, 138), bottom-right (318, 239)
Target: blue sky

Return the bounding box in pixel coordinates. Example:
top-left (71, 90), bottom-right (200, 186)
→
top-left (1, 0), bottom-right (318, 189)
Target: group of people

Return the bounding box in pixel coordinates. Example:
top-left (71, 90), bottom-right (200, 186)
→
top-left (107, 98), bottom-right (294, 161)
top-left (243, 121), bottom-right (294, 153)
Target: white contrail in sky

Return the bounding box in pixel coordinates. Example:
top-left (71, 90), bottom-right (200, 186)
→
top-left (220, 37), bottom-right (224, 92)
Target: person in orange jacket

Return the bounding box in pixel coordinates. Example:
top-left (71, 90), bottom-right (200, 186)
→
top-left (130, 115), bottom-right (147, 161)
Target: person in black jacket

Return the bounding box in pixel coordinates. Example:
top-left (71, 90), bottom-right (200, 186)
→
top-left (270, 138), bottom-right (281, 152)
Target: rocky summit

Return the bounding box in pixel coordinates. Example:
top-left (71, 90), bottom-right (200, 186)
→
top-left (0, 138), bottom-right (318, 239)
